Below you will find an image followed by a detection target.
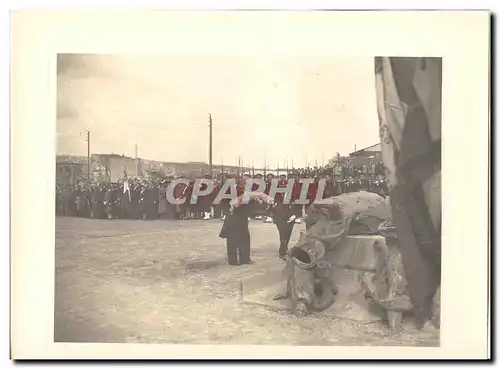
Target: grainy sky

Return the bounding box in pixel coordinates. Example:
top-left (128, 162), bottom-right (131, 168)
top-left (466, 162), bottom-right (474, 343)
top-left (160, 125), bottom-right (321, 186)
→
top-left (57, 54), bottom-right (379, 168)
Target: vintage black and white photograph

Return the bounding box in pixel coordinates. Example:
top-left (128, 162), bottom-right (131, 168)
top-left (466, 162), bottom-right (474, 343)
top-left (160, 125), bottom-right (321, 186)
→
top-left (11, 10), bottom-right (490, 360)
top-left (54, 53), bottom-right (441, 346)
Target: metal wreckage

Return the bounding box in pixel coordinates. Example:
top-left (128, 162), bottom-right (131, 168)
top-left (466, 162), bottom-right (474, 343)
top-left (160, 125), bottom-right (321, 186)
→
top-left (273, 57), bottom-right (441, 332)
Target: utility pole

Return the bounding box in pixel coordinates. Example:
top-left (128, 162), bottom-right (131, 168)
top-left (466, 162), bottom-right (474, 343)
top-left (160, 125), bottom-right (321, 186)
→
top-left (221, 156), bottom-right (224, 181)
top-left (208, 114), bottom-right (213, 178)
top-left (86, 130), bottom-right (91, 179)
top-left (135, 144), bottom-right (140, 177)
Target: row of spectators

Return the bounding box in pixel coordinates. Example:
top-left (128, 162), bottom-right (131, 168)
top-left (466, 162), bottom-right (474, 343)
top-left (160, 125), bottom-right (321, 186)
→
top-left (56, 164), bottom-right (389, 220)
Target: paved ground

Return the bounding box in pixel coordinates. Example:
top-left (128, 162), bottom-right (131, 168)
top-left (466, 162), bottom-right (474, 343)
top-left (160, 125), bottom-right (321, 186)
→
top-left (55, 217), bottom-right (439, 346)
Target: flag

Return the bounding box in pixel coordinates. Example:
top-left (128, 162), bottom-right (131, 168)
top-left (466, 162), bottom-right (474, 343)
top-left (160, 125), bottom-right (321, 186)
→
top-left (123, 180), bottom-right (131, 201)
top-left (374, 56), bottom-right (442, 329)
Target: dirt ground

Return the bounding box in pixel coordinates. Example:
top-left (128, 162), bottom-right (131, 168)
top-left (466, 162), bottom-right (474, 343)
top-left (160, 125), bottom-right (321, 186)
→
top-left (55, 217), bottom-right (439, 346)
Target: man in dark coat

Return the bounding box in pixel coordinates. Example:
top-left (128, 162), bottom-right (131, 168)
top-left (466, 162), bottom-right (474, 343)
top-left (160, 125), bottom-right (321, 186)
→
top-left (63, 186), bottom-right (77, 217)
top-left (91, 184), bottom-right (105, 219)
top-left (263, 173), bottom-right (275, 223)
top-left (332, 174), bottom-right (343, 196)
top-left (130, 183), bottom-right (142, 219)
top-left (158, 180), bottom-right (169, 219)
top-left (291, 176), bottom-right (304, 222)
top-left (219, 187), bottom-right (270, 266)
top-left (219, 204), bottom-right (252, 265)
top-left (272, 202), bottom-right (296, 260)
top-left (104, 184), bottom-right (114, 219)
top-left (343, 176), bottom-right (356, 193)
top-left (74, 188), bottom-right (84, 217)
top-left (272, 175), bottom-right (296, 260)
top-left (56, 185), bottom-right (67, 216)
top-left (138, 183), bottom-right (148, 220)
top-left (147, 182), bottom-right (159, 219)
top-left (371, 174), bottom-right (389, 198)
top-left (218, 176), bottom-right (232, 221)
top-left (81, 186), bottom-right (92, 218)
top-left (322, 174), bottom-right (335, 199)
top-left (110, 183), bottom-right (121, 219)
top-left (358, 173), bottom-right (370, 192)
top-left (138, 182), bottom-right (154, 220)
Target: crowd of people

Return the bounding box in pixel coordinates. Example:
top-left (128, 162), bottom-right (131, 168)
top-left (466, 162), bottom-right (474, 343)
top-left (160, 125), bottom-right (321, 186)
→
top-left (287, 161), bottom-right (386, 179)
top-left (56, 163), bottom-right (389, 222)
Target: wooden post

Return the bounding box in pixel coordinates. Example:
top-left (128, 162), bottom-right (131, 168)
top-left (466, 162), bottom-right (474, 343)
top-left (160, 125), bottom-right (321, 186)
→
top-left (209, 114), bottom-right (213, 178)
top-left (86, 130), bottom-right (91, 180)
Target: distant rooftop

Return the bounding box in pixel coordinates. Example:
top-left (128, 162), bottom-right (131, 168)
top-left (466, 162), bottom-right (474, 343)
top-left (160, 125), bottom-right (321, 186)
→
top-left (56, 155), bottom-right (88, 164)
top-left (56, 154), bottom-right (218, 167)
top-left (349, 143), bottom-right (382, 157)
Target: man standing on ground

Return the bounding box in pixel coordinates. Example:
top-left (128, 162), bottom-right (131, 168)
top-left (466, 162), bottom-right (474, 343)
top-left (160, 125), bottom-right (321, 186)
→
top-left (272, 174), bottom-right (296, 260)
top-left (264, 173), bottom-right (275, 223)
top-left (291, 174), bottom-right (303, 224)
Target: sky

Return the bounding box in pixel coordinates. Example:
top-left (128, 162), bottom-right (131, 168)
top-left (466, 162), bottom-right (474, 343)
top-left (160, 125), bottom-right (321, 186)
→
top-left (57, 54), bottom-right (380, 169)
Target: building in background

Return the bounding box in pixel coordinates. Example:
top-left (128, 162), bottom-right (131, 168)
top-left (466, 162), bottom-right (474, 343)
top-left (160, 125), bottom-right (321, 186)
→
top-left (56, 156), bottom-right (86, 186)
top-left (349, 143), bottom-right (383, 165)
top-left (56, 149), bottom-right (385, 183)
top-left (56, 154), bottom-right (247, 183)
top-left (90, 154), bottom-right (137, 182)
top-left (349, 143), bottom-right (382, 158)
